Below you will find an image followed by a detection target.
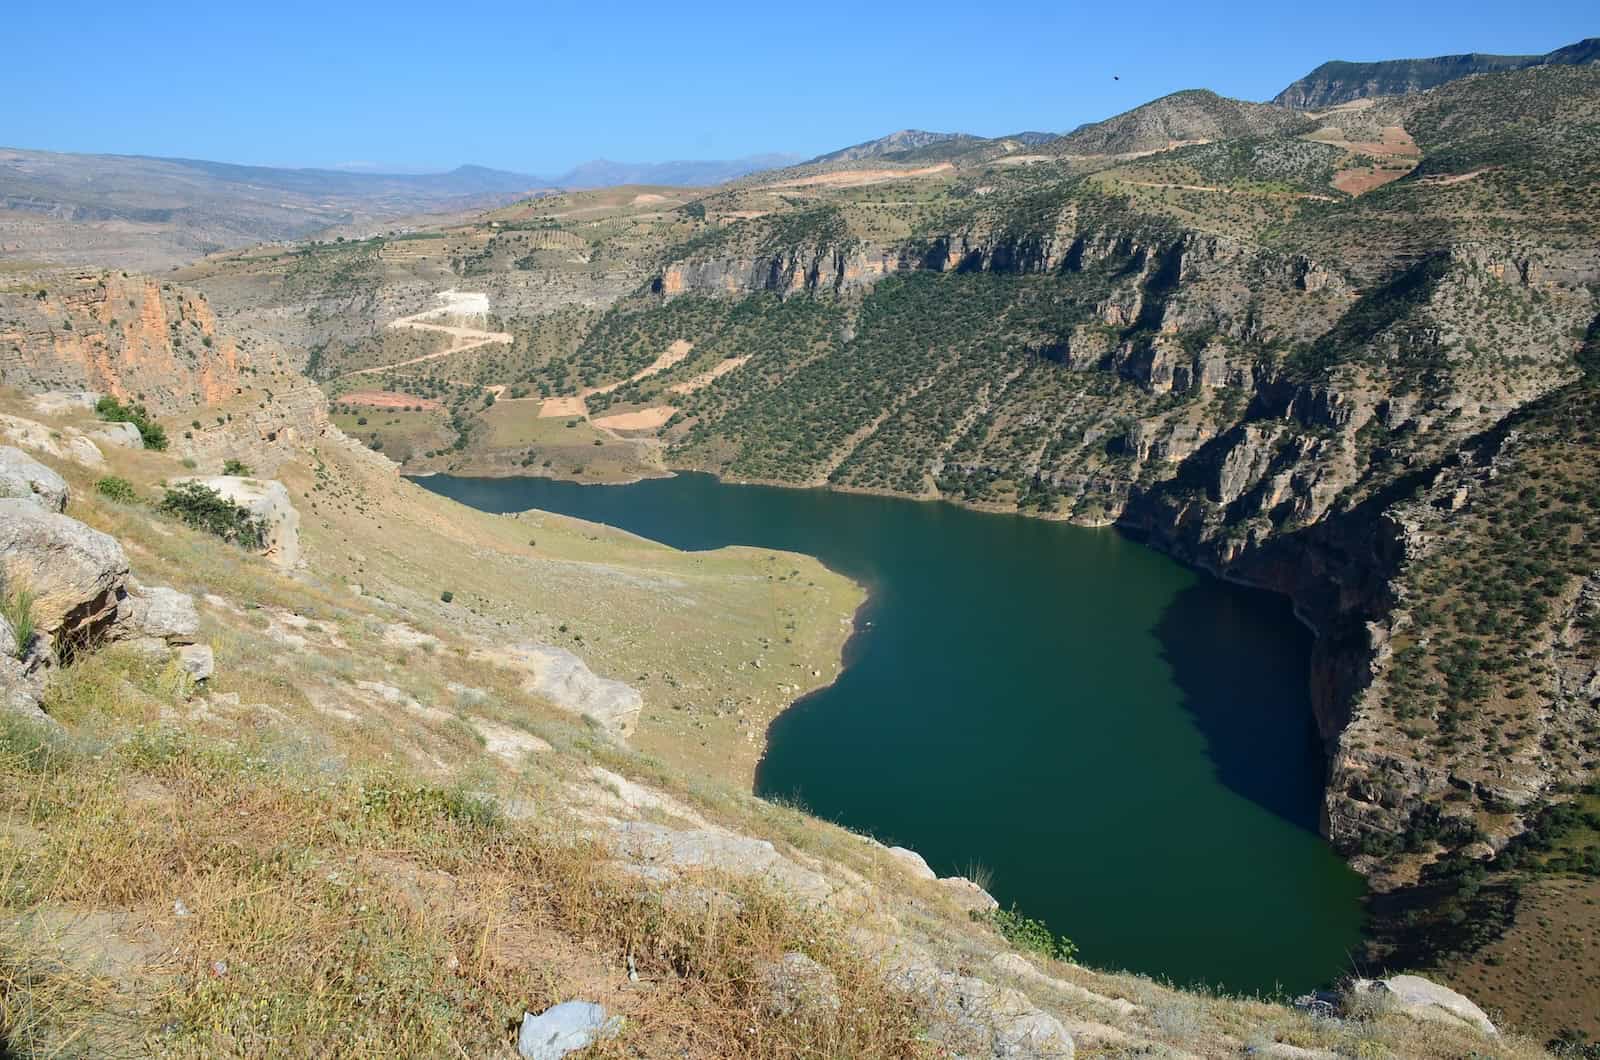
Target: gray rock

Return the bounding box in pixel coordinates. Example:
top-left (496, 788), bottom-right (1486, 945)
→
top-left (87, 422), bottom-right (144, 450)
top-left (609, 820), bottom-right (834, 901)
top-left (990, 953), bottom-right (1138, 1018)
top-left (0, 447), bottom-right (69, 512)
top-left (474, 643), bottom-right (642, 737)
top-left (168, 477), bottom-right (300, 569)
top-left (0, 615), bottom-right (50, 718)
top-left (177, 644), bottom-right (214, 684)
top-left (890, 956), bottom-right (1075, 1058)
top-left (116, 585), bottom-right (200, 644)
top-left (0, 500), bottom-right (129, 642)
top-left (1352, 974), bottom-right (1496, 1036)
top-left (758, 952), bottom-right (840, 1019)
top-left (516, 1000), bottom-right (621, 1059)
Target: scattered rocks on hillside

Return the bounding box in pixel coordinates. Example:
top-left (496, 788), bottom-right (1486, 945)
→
top-left (1350, 974), bottom-right (1496, 1036)
top-left (472, 643), bottom-right (642, 738)
top-left (0, 447), bottom-right (69, 512)
top-left (176, 644), bottom-right (215, 683)
top-left (382, 622), bottom-right (441, 652)
top-left (887, 951), bottom-right (1076, 1059)
top-left (515, 1000), bottom-right (621, 1060)
top-left (114, 585), bottom-right (200, 644)
top-left (608, 820), bottom-right (836, 903)
top-left (474, 719), bottom-right (551, 762)
top-left (168, 476), bottom-right (300, 569)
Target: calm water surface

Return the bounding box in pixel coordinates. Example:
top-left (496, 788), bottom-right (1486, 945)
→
top-left (417, 471), bottom-right (1365, 993)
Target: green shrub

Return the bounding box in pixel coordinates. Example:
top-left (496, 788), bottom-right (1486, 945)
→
top-left (0, 577), bottom-right (37, 658)
top-left (95, 395), bottom-right (168, 451)
top-left (157, 482), bottom-right (265, 550)
top-left (983, 904), bottom-right (1079, 963)
top-left (95, 476), bottom-right (138, 503)
top-left (222, 459), bottom-right (252, 476)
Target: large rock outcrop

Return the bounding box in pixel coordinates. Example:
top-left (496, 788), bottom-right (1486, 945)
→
top-left (472, 643), bottom-right (643, 737)
top-left (0, 499), bottom-right (129, 648)
top-left (1351, 974), bottom-right (1497, 1036)
top-left (0, 447), bottom-right (70, 512)
top-left (0, 472), bottom-right (214, 716)
top-left (168, 476), bottom-right (301, 569)
top-left (0, 271), bottom-right (261, 415)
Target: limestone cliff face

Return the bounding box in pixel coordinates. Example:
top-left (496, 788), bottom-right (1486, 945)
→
top-left (655, 244), bottom-right (908, 299)
top-left (662, 215), bottom-right (1600, 866)
top-left (0, 266), bottom-right (333, 477)
top-left (0, 269), bottom-right (281, 415)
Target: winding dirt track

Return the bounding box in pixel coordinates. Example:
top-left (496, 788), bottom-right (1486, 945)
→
top-left (335, 310), bottom-right (512, 380)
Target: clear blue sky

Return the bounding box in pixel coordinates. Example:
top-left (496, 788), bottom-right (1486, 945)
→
top-left (5, 0), bottom-right (1594, 174)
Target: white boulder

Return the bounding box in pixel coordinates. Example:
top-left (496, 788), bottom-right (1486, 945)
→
top-left (1352, 974), bottom-right (1496, 1036)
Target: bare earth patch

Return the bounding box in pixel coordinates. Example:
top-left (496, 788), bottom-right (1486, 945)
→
top-left (1333, 167), bottom-right (1410, 195)
top-left (668, 355), bottom-right (750, 395)
top-left (538, 395), bottom-right (587, 418)
top-left (1305, 124), bottom-right (1419, 158)
top-left (592, 406), bottom-right (677, 431)
top-left (336, 390), bottom-right (445, 412)
top-left (765, 164), bottom-right (954, 189)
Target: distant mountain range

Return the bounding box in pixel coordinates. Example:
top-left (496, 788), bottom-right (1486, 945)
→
top-left (552, 154), bottom-right (800, 188)
top-left (0, 147), bottom-right (801, 270)
top-left (1272, 36), bottom-right (1600, 108)
top-left (6, 34), bottom-right (1597, 273)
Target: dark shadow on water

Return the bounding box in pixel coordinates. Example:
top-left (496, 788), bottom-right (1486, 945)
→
top-left (1154, 579), bottom-right (1326, 834)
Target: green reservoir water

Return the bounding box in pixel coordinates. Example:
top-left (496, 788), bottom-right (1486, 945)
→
top-left (417, 471), bottom-right (1366, 994)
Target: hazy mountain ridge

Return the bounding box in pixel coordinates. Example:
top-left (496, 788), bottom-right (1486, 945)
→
top-left (0, 148), bottom-right (797, 272)
top-left (552, 152), bottom-right (800, 188)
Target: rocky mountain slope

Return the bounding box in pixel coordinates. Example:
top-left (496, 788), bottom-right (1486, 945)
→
top-left (1047, 90), bottom-right (1310, 156)
top-left (808, 131), bottom-right (983, 164)
top-left (1273, 37), bottom-right (1600, 109)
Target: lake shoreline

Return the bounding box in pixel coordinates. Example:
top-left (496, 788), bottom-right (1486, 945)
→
top-left (416, 470), bottom-right (1367, 993)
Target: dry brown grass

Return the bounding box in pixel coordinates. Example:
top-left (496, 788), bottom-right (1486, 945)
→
top-left (0, 708), bottom-right (931, 1058)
